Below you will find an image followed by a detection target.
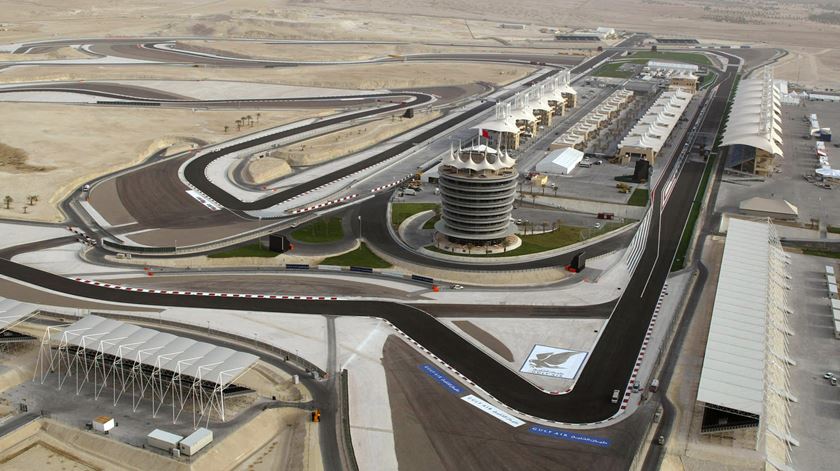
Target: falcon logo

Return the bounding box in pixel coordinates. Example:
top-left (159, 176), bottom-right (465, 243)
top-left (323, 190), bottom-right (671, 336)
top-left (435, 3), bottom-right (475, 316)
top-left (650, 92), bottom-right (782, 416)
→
top-left (529, 351), bottom-right (578, 369)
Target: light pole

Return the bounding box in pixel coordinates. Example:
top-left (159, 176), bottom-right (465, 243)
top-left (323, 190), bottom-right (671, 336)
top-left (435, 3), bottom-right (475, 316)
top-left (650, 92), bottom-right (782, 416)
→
top-left (358, 215), bottom-right (362, 241)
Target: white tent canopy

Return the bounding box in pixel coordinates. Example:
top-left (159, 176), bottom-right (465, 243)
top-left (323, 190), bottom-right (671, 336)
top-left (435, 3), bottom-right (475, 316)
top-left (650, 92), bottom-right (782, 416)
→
top-left (536, 148), bottom-right (585, 175)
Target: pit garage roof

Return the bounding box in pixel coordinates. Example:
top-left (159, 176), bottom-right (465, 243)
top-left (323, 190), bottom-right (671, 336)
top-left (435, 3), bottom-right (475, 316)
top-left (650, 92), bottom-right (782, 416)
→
top-left (60, 315), bottom-right (258, 387)
top-left (696, 219), bottom-right (772, 415)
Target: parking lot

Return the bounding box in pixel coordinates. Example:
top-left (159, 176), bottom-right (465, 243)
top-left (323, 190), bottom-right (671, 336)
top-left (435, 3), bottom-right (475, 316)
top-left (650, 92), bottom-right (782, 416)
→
top-left (715, 100), bottom-right (840, 227)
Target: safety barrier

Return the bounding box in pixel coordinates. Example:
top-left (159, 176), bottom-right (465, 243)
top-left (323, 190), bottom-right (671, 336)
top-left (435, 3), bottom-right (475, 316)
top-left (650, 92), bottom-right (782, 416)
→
top-left (102, 239), bottom-right (176, 254)
top-left (339, 370), bottom-right (360, 471)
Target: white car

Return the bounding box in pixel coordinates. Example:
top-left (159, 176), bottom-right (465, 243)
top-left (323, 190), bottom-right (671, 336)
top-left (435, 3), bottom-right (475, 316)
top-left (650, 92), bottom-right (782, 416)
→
top-left (450, 284), bottom-right (464, 290)
top-left (594, 222), bottom-right (603, 229)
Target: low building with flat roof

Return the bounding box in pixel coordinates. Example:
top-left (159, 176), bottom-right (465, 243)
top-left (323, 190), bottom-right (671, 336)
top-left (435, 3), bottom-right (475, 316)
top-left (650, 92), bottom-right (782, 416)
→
top-left (536, 148), bottom-right (585, 175)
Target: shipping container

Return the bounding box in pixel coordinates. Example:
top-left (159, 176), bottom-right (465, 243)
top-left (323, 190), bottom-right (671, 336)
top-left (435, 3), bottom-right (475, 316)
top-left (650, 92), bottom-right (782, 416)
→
top-left (179, 428), bottom-right (213, 456)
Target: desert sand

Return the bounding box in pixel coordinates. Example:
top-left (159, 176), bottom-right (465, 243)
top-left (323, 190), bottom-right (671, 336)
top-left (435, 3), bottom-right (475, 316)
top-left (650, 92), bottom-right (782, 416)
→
top-left (4, 0), bottom-right (832, 85)
top-left (244, 109), bottom-right (442, 185)
top-left (0, 104), bottom-right (324, 222)
top-left (0, 61), bottom-right (532, 89)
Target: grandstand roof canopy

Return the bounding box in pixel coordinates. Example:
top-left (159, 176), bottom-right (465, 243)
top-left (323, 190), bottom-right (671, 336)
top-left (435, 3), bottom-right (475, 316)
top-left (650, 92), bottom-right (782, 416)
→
top-left (0, 298), bottom-right (38, 333)
top-left (60, 315), bottom-right (258, 387)
top-left (697, 219), bottom-right (771, 416)
top-left (720, 70), bottom-right (784, 157)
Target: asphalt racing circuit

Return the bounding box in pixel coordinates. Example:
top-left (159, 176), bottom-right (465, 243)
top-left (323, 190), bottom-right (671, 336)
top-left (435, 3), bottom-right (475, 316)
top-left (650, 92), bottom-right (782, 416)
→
top-left (0, 33), bottom-right (746, 431)
top-left (0, 55), bottom-right (737, 425)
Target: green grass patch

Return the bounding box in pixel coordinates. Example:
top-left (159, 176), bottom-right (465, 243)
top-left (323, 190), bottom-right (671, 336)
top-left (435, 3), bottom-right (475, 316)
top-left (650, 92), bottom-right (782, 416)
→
top-left (628, 188), bottom-right (649, 207)
top-left (592, 61), bottom-right (635, 78)
top-left (291, 217), bottom-right (344, 243)
top-left (629, 51), bottom-right (713, 67)
top-left (614, 175), bottom-right (637, 183)
top-left (671, 73), bottom-right (740, 271)
top-left (802, 249), bottom-right (840, 259)
top-left (208, 243), bottom-right (276, 258)
top-left (699, 71), bottom-right (718, 90)
top-left (321, 243), bottom-right (391, 268)
top-left (828, 226), bottom-right (840, 234)
top-left (428, 222), bottom-right (629, 258)
top-left (391, 203), bottom-right (439, 227)
top-left (422, 214), bottom-right (440, 230)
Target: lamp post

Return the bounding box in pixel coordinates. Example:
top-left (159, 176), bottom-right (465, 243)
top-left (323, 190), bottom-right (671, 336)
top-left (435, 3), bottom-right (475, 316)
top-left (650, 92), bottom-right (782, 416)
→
top-left (358, 215), bottom-right (362, 241)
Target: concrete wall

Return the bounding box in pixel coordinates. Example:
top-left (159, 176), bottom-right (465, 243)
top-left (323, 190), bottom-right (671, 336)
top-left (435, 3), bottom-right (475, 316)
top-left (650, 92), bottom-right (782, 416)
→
top-left (529, 194), bottom-right (648, 220)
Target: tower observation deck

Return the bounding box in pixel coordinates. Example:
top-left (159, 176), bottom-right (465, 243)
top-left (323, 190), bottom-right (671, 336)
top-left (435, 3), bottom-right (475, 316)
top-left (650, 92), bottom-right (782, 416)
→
top-left (434, 144), bottom-right (519, 245)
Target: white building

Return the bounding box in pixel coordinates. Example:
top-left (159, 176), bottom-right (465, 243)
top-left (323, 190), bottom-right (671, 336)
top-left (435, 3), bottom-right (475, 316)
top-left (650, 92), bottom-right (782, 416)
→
top-left (720, 67), bottom-right (783, 176)
top-left (617, 89), bottom-right (692, 163)
top-left (536, 148), bottom-right (585, 175)
top-left (179, 428), bottom-right (213, 456)
top-left (647, 60), bottom-right (700, 74)
top-left (147, 429), bottom-right (183, 451)
top-left (696, 218), bottom-right (796, 470)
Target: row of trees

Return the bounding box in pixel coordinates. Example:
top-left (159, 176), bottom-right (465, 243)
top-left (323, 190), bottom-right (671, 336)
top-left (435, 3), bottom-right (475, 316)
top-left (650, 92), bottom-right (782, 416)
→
top-left (224, 113), bottom-right (262, 133)
top-left (3, 194), bottom-right (39, 211)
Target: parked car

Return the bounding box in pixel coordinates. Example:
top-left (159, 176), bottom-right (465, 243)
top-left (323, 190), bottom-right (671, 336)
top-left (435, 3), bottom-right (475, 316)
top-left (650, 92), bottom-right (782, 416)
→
top-left (450, 284), bottom-right (464, 290)
top-left (611, 389), bottom-right (620, 404)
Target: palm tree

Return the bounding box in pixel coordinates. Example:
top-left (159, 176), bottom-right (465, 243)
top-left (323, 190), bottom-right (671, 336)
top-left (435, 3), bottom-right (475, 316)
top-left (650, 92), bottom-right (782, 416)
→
top-left (236, 120), bottom-right (242, 131)
top-left (256, 112), bottom-right (261, 123)
top-left (224, 125), bottom-right (229, 133)
top-left (27, 194), bottom-right (38, 205)
top-left (3, 195), bottom-right (12, 209)
top-left (541, 221), bottom-right (548, 233)
top-left (247, 115), bottom-right (254, 127)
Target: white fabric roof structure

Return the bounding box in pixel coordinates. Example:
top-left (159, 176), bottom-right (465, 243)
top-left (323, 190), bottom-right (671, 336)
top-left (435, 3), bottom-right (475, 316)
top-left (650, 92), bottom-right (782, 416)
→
top-left (552, 88), bottom-right (632, 149)
top-left (618, 89), bottom-right (691, 154)
top-left (475, 70), bottom-right (574, 135)
top-left (536, 148), bottom-right (585, 175)
top-left (0, 298), bottom-right (38, 334)
top-left (697, 218), bottom-right (797, 469)
top-left (509, 91), bottom-right (538, 122)
top-left (647, 60), bottom-right (699, 73)
top-left (58, 315), bottom-right (258, 387)
top-left (38, 315), bottom-right (261, 427)
top-left (720, 67), bottom-right (784, 157)
top-left (442, 144), bottom-right (516, 173)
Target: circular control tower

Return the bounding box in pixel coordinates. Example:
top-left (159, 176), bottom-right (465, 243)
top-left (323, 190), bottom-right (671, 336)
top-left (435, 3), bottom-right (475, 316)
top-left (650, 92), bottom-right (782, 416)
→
top-left (434, 144), bottom-right (519, 246)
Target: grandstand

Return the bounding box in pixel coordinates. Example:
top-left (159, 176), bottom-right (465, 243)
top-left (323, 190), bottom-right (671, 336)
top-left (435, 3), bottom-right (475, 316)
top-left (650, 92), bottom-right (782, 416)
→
top-left (616, 89), bottom-right (691, 163)
top-left (696, 218), bottom-right (796, 470)
top-left (720, 67), bottom-right (783, 176)
top-left (34, 315), bottom-right (259, 427)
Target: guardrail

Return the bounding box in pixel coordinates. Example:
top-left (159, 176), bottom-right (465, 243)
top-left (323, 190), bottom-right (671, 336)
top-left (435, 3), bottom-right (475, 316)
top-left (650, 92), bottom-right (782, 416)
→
top-left (339, 369), bottom-right (360, 471)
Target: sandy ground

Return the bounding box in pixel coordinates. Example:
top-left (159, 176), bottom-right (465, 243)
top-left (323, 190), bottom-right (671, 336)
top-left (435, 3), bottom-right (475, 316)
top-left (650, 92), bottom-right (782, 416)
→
top-left (0, 46), bottom-right (88, 62)
top-left (0, 104), bottom-right (314, 222)
top-left (0, 61), bottom-right (532, 89)
top-left (245, 110), bottom-right (442, 184)
top-left (0, 0), bottom-right (837, 88)
top-left (176, 39), bottom-right (585, 62)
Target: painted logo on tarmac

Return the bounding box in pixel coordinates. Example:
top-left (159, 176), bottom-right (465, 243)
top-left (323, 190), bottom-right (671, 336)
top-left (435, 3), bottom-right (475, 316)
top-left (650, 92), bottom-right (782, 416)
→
top-left (529, 425), bottom-right (611, 448)
top-left (419, 364), bottom-right (463, 394)
top-left (520, 345), bottom-right (588, 379)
